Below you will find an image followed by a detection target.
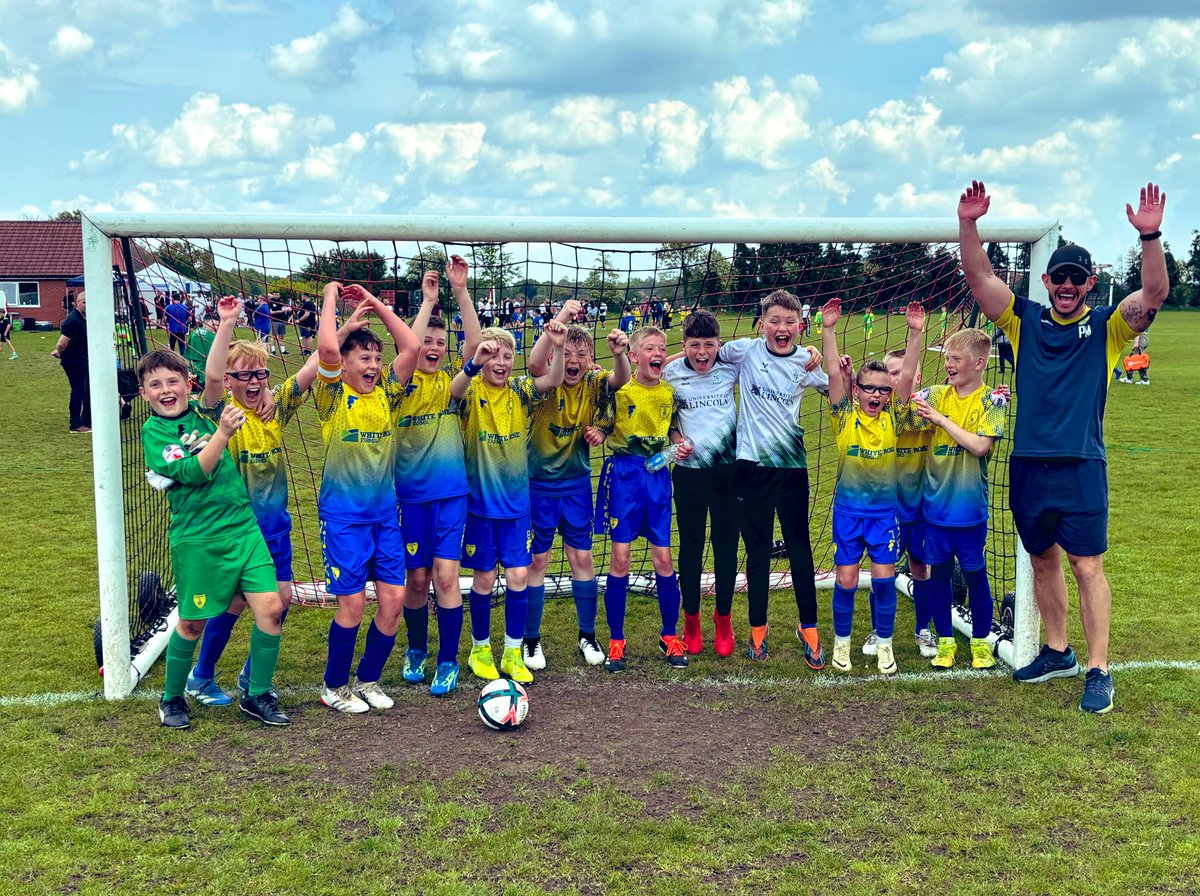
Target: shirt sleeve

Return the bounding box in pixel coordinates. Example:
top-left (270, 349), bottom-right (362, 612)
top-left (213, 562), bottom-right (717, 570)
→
top-left (312, 375), bottom-right (342, 422)
top-left (828, 394), bottom-right (854, 437)
top-left (275, 374), bottom-right (309, 426)
top-left (384, 368), bottom-right (407, 413)
top-left (994, 294), bottom-right (1022, 350)
top-left (1105, 306), bottom-right (1139, 374)
top-left (977, 391), bottom-right (1007, 439)
top-left (717, 337), bottom-right (752, 365)
top-left (195, 390), bottom-right (228, 422)
top-left (141, 415), bottom-right (217, 486)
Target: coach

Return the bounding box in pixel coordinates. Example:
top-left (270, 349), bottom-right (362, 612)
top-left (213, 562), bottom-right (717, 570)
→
top-left (53, 292), bottom-right (91, 433)
top-left (957, 180), bottom-right (1168, 714)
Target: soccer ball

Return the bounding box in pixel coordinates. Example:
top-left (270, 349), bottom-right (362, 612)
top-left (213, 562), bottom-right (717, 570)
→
top-left (477, 679), bottom-right (529, 731)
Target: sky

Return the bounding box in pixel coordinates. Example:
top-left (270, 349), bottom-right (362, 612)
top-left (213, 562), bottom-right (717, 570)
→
top-left (2, 0), bottom-right (1198, 269)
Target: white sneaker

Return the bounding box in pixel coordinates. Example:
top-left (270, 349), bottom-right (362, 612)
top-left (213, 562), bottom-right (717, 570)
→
top-left (522, 637), bottom-right (547, 671)
top-left (915, 628), bottom-right (938, 659)
top-left (876, 641), bottom-right (898, 675)
top-left (352, 677), bottom-right (394, 710)
top-left (1118, 376), bottom-right (1131, 383)
top-left (578, 633), bottom-right (605, 666)
top-left (321, 684), bottom-right (369, 714)
top-left (861, 631), bottom-right (879, 656)
top-left (1136, 379), bottom-right (1148, 386)
top-left (832, 638), bottom-right (853, 672)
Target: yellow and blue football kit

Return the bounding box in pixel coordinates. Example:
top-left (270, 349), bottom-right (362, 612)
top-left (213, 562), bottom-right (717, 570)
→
top-left (828, 395), bottom-right (904, 566)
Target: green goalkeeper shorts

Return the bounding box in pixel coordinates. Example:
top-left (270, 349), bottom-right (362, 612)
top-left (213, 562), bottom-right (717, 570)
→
top-left (172, 533), bottom-right (278, 620)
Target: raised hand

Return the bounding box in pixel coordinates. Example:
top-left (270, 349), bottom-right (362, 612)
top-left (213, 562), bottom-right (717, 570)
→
top-left (473, 340), bottom-right (500, 363)
top-left (216, 403), bottom-right (247, 438)
top-left (1125, 182), bottom-right (1166, 235)
top-left (422, 271), bottom-right (440, 305)
top-left (322, 281), bottom-right (342, 302)
top-left (906, 301), bottom-right (926, 332)
top-left (341, 283), bottom-right (376, 309)
top-left (821, 297), bottom-right (842, 328)
top-left (544, 319), bottom-right (568, 346)
top-left (217, 295), bottom-right (242, 322)
top-left (557, 299), bottom-right (582, 323)
top-left (958, 180), bottom-right (990, 221)
top-left (179, 428), bottom-right (212, 455)
top-left (446, 254), bottom-right (469, 289)
top-left (802, 344), bottom-right (823, 371)
top-left (607, 329), bottom-right (629, 356)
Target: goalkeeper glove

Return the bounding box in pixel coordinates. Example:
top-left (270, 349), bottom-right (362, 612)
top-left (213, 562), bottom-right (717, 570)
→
top-left (145, 469), bottom-right (176, 492)
top-left (179, 429), bottom-right (211, 455)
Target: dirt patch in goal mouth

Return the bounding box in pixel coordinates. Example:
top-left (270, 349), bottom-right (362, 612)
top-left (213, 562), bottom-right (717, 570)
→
top-left (216, 672), bottom-right (901, 813)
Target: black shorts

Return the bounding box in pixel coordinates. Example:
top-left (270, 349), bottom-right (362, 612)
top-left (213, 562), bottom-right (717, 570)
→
top-left (299, 327), bottom-right (316, 339)
top-left (1009, 457), bottom-right (1108, 557)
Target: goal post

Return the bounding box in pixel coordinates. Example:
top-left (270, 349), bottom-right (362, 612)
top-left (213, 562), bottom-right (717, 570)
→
top-left (83, 211), bottom-right (1057, 699)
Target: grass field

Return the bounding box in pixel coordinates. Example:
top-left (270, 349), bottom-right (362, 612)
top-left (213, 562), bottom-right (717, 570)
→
top-left (0, 309), bottom-right (1197, 895)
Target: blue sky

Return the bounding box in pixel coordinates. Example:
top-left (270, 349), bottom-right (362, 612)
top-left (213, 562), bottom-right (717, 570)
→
top-left (2, 0), bottom-right (1197, 267)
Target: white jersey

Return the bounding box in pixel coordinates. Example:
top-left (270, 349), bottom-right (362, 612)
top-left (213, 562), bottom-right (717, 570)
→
top-left (718, 337), bottom-right (829, 468)
top-left (662, 358), bottom-right (738, 469)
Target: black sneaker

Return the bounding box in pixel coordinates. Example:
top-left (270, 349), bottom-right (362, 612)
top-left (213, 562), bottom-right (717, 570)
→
top-left (240, 691), bottom-right (291, 727)
top-left (158, 695), bottom-right (192, 730)
top-left (1079, 667), bottom-right (1115, 714)
top-left (658, 635), bottom-right (689, 669)
top-left (1012, 644), bottom-right (1081, 683)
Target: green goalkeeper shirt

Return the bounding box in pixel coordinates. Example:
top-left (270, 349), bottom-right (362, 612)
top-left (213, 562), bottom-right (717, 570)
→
top-left (142, 402), bottom-right (261, 546)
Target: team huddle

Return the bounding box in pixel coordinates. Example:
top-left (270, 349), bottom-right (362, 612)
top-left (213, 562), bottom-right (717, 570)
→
top-left (137, 247), bottom-right (1018, 731)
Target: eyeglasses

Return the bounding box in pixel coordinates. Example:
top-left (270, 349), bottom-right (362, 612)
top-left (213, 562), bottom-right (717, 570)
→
top-left (227, 368), bottom-right (270, 381)
top-left (856, 383), bottom-right (893, 395)
top-left (1049, 270), bottom-right (1089, 286)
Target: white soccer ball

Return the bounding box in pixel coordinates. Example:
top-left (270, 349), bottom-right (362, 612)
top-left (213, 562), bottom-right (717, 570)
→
top-left (477, 679), bottom-right (529, 731)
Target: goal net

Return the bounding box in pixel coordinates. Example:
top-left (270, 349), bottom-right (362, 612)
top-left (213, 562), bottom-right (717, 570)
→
top-left (81, 213), bottom-right (1057, 698)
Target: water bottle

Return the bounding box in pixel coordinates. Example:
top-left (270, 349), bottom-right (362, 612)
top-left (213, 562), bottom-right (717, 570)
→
top-left (645, 438), bottom-right (692, 472)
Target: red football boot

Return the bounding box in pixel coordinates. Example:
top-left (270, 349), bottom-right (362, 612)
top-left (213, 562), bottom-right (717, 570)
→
top-left (682, 612), bottom-right (703, 654)
top-left (712, 611), bottom-right (736, 658)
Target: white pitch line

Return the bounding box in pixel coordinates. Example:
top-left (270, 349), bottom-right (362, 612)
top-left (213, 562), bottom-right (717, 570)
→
top-left (1, 659), bottom-right (1196, 708)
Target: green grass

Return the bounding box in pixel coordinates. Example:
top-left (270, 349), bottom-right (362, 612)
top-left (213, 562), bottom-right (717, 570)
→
top-left (0, 311), bottom-right (1198, 895)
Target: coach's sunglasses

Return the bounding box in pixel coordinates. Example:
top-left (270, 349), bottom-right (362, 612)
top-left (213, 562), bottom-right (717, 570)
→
top-left (856, 383), bottom-right (893, 395)
top-left (228, 368), bottom-right (271, 381)
top-left (1049, 270), bottom-right (1089, 286)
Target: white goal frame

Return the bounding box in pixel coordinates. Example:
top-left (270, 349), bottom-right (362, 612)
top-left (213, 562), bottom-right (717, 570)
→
top-left (83, 211), bottom-right (1058, 699)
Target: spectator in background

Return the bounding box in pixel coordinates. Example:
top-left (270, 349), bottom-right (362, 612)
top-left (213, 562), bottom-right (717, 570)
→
top-left (1, 304), bottom-right (16, 360)
top-left (268, 292), bottom-right (289, 355)
top-left (52, 292), bottom-right (91, 432)
top-left (164, 293), bottom-right (191, 353)
top-left (295, 294), bottom-right (318, 357)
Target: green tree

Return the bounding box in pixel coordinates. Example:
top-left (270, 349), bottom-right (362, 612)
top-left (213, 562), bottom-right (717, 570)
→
top-left (583, 252), bottom-right (624, 302)
top-left (470, 245), bottom-right (522, 295)
top-left (301, 248), bottom-right (388, 284)
top-left (732, 243), bottom-right (759, 314)
top-left (156, 240), bottom-right (218, 286)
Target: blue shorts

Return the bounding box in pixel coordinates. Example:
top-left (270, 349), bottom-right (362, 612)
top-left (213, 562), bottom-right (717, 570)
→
top-left (462, 512), bottom-right (532, 570)
top-left (832, 509), bottom-right (899, 565)
top-left (530, 479), bottom-right (594, 554)
top-left (262, 529), bottom-right (294, 582)
top-left (595, 456), bottom-right (672, 548)
top-left (399, 495), bottom-right (467, 570)
top-left (1010, 457), bottom-right (1108, 556)
top-left (320, 516), bottom-right (407, 596)
top-left (898, 518), bottom-right (926, 565)
top-left (923, 521), bottom-right (988, 571)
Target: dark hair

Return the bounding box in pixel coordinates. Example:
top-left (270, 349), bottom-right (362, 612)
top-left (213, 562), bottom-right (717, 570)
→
top-left (342, 328), bottom-right (384, 354)
top-left (426, 317), bottom-right (447, 332)
top-left (683, 310), bottom-right (720, 339)
top-left (136, 349), bottom-right (189, 384)
top-left (565, 325), bottom-right (594, 351)
top-left (855, 358), bottom-right (888, 385)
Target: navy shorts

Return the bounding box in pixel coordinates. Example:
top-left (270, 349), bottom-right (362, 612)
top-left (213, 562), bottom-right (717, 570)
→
top-left (262, 528), bottom-right (294, 582)
top-left (832, 509), bottom-right (899, 565)
top-left (597, 456), bottom-right (672, 548)
top-left (530, 478), bottom-right (594, 554)
top-left (320, 516), bottom-right (407, 596)
top-left (462, 512), bottom-right (532, 570)
top-left (923, 520), bottom-right (988, 571)
top-left (898, 518), bottom-right (926, 565)
top-left (1010, 458), bottom-right (1108, 556)
top-left (399, 495), bottom-right (467, 570)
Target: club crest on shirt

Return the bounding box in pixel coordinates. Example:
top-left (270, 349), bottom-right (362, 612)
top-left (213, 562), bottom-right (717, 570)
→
top-left (407, 542), bottom-right (418, 555)
top-left (162, 444), bottom-right (185, 462)
top-left (192, 593), bottom-right (206, 609)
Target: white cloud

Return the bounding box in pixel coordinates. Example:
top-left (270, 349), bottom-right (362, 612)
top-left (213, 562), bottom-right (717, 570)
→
top-left (1156, 152), bottom-right (1182, 171)
top-left (267, 4), bottom-right (377, 85)
top-left (873, 182), bottom-right (963, 214)
top-left (0, 42), bottom-right (39, 113)
top-left (710, 76), bottom-right (811, 168)
top-left (106, 93), bottom-right (335, 169)
top-left (639, 100), bottom-right (707, 175)
top-left (496, 96), bottom-right (623, 149)
top-left (373, 121), bottom-right (487, 181)
top-left (50, 26), bottom-right (95, 58)
top-left (806, 157), bottom-right (850, 204)
top-left (834, 98), bottom-right (961, 163)
top-left (280, 132), bottom-right (369, 182)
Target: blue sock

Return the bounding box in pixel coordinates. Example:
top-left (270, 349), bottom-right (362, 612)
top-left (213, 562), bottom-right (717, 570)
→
top-left (436, 604), bottom-right (464, 665)
top-left (572, 578), bottom-right (599, 635)
top-left (912, 577), bottom-right (932, 633)
top-left (403, 605), bottom-right (429, 655)
top-left (929, 565), bottom-right (954, 638)
top-left (872, 577), bottom-right (897, 639)
top-left (605, 574), bottom-right (628, 641)
top-left (656, 573), bottom-right (681, 637)
top-left (468, 589), bottom-right (492, 643)
top-left (355, 620), bottom-right (396, 683)
top-left (240, 605), bottom-right (288, 684)
top-left (832, 583), bottom-right (856, 638)
top-left (324, 620), bottom-right (360, 689)
top-left (504, 586), bottom-right (528, 648)
top-left (524, 584), bottom-right (546, 640)
top-left (868, 589), bottom-right (878, 632)
top-left (193, 611), bottom-right (238, 680)
top-left (963, 567), bottom-right (994, 638)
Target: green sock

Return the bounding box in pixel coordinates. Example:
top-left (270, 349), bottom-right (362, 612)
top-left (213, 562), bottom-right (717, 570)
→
top-left (163, 629), bottom-right (200, 700)
top-left (248, 625), bottom-right (281, 697)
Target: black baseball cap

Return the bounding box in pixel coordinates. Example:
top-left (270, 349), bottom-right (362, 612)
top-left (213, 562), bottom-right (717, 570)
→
top-left (1047, 244), bottom-right (1093, 275)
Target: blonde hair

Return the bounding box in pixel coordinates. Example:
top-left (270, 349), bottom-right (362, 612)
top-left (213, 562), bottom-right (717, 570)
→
top-left (943, 327), bottom-right (991, 360)
top-left (760, 289), bottom-right (802, 314)
top-left (227, 339), bottom-right (270, 368)
top-left (630, 326), bottom-right (666, 350)
top-left (479, 326), bottom-right (516, 353)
